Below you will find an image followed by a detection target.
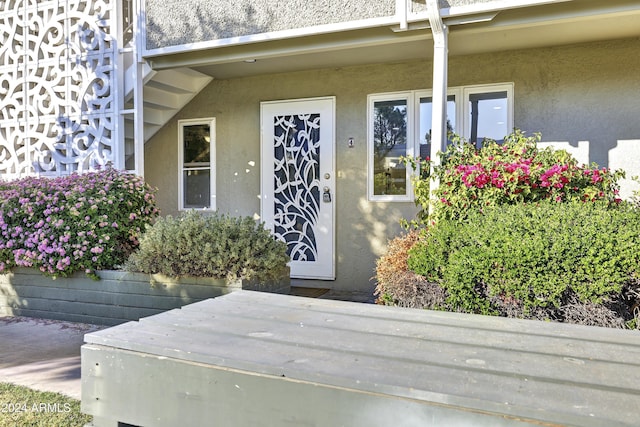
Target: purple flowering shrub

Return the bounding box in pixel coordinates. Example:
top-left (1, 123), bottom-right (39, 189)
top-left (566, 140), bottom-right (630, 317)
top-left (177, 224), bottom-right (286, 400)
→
top-left (0, 168), bottom-right (159, 278)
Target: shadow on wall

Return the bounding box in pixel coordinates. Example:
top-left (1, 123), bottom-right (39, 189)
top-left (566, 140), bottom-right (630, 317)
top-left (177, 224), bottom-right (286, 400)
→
top-left (342, 164), bottom-right (416, 256)
top-left (539, 139), bottom-right (640, 199)
top-left (354, 197), bottom-right (410, 259)
top-left (145, 2), bottom-right (272, 49)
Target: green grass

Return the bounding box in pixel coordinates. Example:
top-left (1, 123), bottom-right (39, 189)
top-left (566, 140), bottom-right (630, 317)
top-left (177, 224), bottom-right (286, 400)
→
top-left (0, 382), bottom-right (91, 427)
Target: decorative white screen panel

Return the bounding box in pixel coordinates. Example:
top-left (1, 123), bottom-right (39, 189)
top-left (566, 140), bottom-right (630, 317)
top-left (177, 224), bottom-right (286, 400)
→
top-left (0, 0), bottom-right (117, 178)
top-left (261, 97), bottom-right (335, 280)
top-left (273, 114), bottom-right (321, 262)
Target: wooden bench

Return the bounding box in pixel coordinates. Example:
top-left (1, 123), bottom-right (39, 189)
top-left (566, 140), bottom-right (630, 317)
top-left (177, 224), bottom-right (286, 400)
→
top-left (81, 291), bottom-right (640, 426)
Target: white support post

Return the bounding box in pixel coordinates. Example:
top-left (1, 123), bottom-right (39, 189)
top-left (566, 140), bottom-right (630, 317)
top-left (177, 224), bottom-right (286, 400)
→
top-left (134, 0), bottom-right (145, 177)
top-left (426, 0), bottom-right (448, 216)
top-left (396, 0), bottom-right (408, 30)
top-left (114, 0), bottom-right (125, 171)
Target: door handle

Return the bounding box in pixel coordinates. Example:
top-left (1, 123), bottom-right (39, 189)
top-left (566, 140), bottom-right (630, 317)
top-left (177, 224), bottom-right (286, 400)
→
top-left (322, 187), bottom-right (332, 203)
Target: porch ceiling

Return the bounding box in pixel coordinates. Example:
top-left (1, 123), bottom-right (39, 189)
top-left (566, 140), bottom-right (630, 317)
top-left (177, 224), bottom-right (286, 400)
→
top-left (147, 0), bottom-right (640, 79)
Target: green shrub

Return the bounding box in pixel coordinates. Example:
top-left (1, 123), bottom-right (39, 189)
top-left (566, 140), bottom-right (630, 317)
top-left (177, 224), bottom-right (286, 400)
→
top-left (408, 201), bottom-right (640, 326)
top-left (388, 129), bottom-right (637, 327)
top-left (126, 211), bottom-right (289, 282)
top-left (410, 130), bottom-right (624, 222)
top-left (0, 168), bottom-right (159, 278)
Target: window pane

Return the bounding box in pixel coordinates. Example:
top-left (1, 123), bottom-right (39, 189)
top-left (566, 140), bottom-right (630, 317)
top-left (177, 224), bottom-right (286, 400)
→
top-left (183, 124), bottom-right (210, 164)
top-left (183, 170), bottom-right (211, 208)
top-left (468, 91), bottom-right (508, 146)
top-left (373, 99), bottom-right (407, 196)
top-left (419, 95), bottom-right (456, 159)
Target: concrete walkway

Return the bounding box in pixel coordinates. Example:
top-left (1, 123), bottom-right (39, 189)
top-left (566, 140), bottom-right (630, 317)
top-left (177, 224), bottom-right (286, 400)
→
top-left (0, 316), bottom-right (103, 400)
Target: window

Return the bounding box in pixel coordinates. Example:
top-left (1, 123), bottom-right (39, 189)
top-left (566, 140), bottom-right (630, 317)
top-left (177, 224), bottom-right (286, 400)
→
top-left (417, 93), bottom-right (457, 162)
top-left (368, 83), bottom-right (513, 201)
top-left (178, 118), bottom-right (216, 210)
top-left (369, 94), bottom-right (412, 200)
top-left (464, 85), bottom-right (512, 147)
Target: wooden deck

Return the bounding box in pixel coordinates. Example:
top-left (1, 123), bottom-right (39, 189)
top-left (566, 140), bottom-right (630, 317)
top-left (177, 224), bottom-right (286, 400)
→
top-left (81, 291), bottom-right (640, 426)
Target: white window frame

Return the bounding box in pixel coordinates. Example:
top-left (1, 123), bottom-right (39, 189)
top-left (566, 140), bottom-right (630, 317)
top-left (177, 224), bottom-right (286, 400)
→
top-left (462, 83), bottom-right (514, 145)
top-left (367, 92), bottom-right (415, 202)
top-left (367, 83), bottom-right (513, 202)
top-left (178, 118), bottom-right (217, 211)
top-left (414, 87), bottom-right (462, 156)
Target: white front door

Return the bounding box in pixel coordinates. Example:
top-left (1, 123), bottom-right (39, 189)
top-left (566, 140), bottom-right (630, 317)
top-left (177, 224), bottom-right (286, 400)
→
top-left (260, 97), bottom-right (335, 280)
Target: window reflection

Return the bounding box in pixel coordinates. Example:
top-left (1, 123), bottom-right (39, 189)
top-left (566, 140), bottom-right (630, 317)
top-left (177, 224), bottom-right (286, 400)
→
top-left (468, 91), bottom-right (508, 147)
top-left (419, 95), bottom-right (456, 159)
top-left (373, 99), bottom-right (407, 196)
top-left (182, 123), bottom-right (211, 208)
top-left (184, 170), bottom-right (211, 208)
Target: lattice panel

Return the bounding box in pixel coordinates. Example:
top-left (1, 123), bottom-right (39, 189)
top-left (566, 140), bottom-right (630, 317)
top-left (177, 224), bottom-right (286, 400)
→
top-left (0, 0), bottom-right (117, 177)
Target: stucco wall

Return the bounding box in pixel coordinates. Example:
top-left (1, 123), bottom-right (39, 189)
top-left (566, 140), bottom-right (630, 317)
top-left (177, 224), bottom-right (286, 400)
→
top-left (145, 0), bottom-right (525, 50)
top-left (145, 37), bottom-right (640, 293)
top-left (145, 0), bottom-right (395, 50)
top-left (145, 61), bottom-right (425, 293)
top-left (449, 37), bottom-right (640, 198)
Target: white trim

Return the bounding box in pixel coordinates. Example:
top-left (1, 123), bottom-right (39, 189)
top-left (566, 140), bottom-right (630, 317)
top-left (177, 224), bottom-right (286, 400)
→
top-left (462, 83), bottom-right (514, 143)
top-left (367, 84), bottom-right (514, 202)
top-left (114, 0), bottom-right (125, 171)
top-left (137, 0), bottom-right (146, 64)
top-left (134, 0), bottom-right (146, 176)
top-left (143, 16), bottom-right (400, 58)
top-left (367, 92), bottom-right (415, 203)
top-left (178, 118), bottom-right (217, 211)
top-left (407, 0), bottom-right (571, 22)
top-left (134, 60), bottom-right (145, 176)
top-left (260, 96), bottom-right (336, 280)
top-left (142, 0), bottom-right (572, 58)
top-left (442, 0), bottom-right (572, 18)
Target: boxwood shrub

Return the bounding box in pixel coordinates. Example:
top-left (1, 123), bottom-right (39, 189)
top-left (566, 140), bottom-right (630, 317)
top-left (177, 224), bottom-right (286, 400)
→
top-left (0, 168), bottom-right (159, 278)
top-left (407, 201), bottom-right (640, 327)
top-left (126, 210), bottom-right (290, 282)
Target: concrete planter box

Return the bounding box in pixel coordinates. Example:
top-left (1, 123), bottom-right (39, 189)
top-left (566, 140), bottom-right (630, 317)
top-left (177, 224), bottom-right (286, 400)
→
top-left (0, 267), bottom-right (290, 326)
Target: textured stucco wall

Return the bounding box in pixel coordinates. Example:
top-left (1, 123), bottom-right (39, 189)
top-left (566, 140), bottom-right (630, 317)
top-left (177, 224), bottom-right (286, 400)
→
top-left (446, 38), bottom-right (640, 175)
top-left (145, 61), bottom-right (428, 293)
top-left (145, 37), bottom-right (640, 293)
top-left (146, 0), bottom-right (396, 50)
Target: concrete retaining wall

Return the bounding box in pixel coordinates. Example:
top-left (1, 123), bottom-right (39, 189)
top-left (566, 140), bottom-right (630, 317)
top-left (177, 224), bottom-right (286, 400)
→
top-left (0, 268), bottom-right (290, 326)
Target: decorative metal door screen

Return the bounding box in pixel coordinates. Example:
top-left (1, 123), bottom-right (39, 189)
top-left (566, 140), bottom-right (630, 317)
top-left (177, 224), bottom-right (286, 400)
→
top-left (0, 0), bottom-right (118, 178)
top-left (261, 98), bottom-right (335, 280)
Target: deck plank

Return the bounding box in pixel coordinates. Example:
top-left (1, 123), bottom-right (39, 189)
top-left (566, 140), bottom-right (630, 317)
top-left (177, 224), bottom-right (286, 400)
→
top-left (83, 291), bottom-right (640, 426)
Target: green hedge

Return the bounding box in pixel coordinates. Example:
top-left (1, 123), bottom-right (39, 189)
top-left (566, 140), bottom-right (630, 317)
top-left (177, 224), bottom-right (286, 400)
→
top-left (408, 201), bottom-right (640, 325)
top-left (126, 211), bottom-right (289, 282)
